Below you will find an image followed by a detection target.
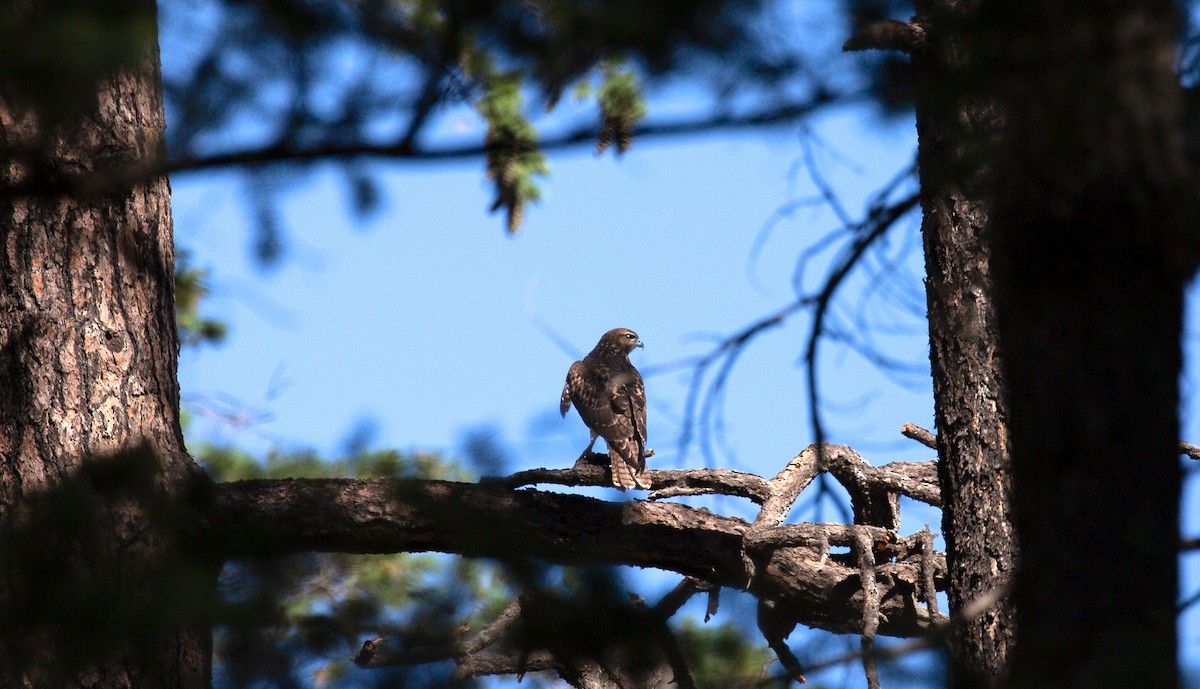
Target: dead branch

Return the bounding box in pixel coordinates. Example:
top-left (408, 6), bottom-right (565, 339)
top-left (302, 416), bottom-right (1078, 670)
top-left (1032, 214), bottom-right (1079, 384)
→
top-left (212, 470), bottom-right (945, 638)
top-left (900, 423), bottom-right (937, 449)
top-left (916, 526), bottom-right (940, 617)
top-left (803, 193), bottom-right (922, 464)
top-left (908, 421), bottom-right (1200, 462)
top-left (843, 20), bottom-right (929, 54)
top-left (652, 578), bottom-right (706, 619)
top-left (354, 597), bottom-right (523, 669)
top-left (358, 581), bottom-right (706, 687)
top-left (496, 454), bottom-right (773, 504)
top-left (219, 442), bottom-right (952, 689)
top-left (755, 446), bottom-right (825, 526)
top-left (743, 522), bottom-right (895, 553)
top-left (761, 582), bottom-right (1011, 686)
top-left (2, 98), bottom-right (842, 203)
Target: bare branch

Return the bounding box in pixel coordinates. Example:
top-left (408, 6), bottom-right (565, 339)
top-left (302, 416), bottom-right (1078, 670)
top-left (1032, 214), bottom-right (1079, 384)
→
top-left (755, 446), bottom-right (826, 526)
top-left (211, 471), bottom-right (946, 637)
top-left (854, 531), bottom-right (881, 641)
top-left (493, 456), bottom-right (773, 504)
top-left (451, 650), bottom-right (561, 682)
top-left (917, 526), bottom-right (940, 617)
top-left (843, 20), bottom-right (929, 54)
top-left (461, 598), bottom-right (524, 655)
top-left (672, 299), bottom-right (809, 463)
top-left (1, 97), bottom-right (851, 202)
top-left (901, 422), bottom-right (938, 450)
top-left (761, 582), bottom-right (1010, 685)
top-left (652, 578), bottom-right (706, 619)
top-left (861, 637), bottom-right (882, 689)
top-left (804, 193), bottom-right (921, 460)
top-left (910, 422), bottom-right (1199, 463)
top-left (743, 522), bottom-right (895, 553)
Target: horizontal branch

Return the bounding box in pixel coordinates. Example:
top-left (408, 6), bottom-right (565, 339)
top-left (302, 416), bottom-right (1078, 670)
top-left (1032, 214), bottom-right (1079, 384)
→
top-left (842, 20), bottom-right (928, 54)
top-left (209, 476), bottom-right (945, 637)
top-left (1, 97), bottom-right (857, 202)
top-left (494, 457), bottom-right (772, 504)
top-left (905, 421), bottom-right (1200, 461)
top-left (900, 423), bottom-right (937, 450)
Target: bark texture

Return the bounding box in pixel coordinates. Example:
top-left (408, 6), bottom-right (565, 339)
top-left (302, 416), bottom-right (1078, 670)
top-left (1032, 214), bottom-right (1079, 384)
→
top-left (210, 445), bottom-right (948, 640)
top-left (0, 5), bottom-right (210, 687)
top-left (978, 2), bottom-right (1192, 688)
top-left (911, 3), bottom-right (1015, 686)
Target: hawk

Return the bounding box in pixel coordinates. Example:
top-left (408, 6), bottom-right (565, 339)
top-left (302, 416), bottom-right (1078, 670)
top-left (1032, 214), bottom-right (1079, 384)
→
top-left (560, 327), bottom-right (649, 489)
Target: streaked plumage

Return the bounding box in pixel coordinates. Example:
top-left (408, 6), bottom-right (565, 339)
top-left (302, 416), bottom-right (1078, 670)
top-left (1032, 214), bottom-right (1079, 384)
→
top-left (560, 328), bottom-right (649, 489)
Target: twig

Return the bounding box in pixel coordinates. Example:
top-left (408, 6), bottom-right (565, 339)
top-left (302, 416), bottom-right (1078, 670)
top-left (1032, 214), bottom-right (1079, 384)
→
top-left (2, 97), bottom-right (855, 202)
top-left (354, 596), bottom-right (525, 668)
top-left (760, 582), bottom-right (1010, 685)
top-left (908, 422), bottom-right (1200, 461)
top-left (900, 423), bottom-right (937, 450)
top-left (861, 637), bottom-right (882, 689)
top-left (652, 578), bottom-right (703, 619)
top-left (917, 526), bottom-right (940, 617)
top-left (855, 531), bottom-right (881, 689)
top-left (855, 532), bottom-right (881, 641)
top-left (743, 522), bottom-right (895, 553)
top-left (461, 598), bottom-right (524, 655)
top-left (491, 461), bottom-right (773, 504)
top-left (843, 20), bottom-right (929, 54)
top-left (804, 193), bottom-right (922, 472)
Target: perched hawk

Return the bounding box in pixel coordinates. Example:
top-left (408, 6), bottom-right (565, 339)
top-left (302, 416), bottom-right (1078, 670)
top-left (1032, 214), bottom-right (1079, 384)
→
top-left (560, 328), bottom-right (649, 489)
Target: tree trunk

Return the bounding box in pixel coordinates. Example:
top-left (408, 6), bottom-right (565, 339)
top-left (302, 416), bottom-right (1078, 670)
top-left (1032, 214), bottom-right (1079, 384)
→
top-left (977, 2), bottom-right (1192, 688)
top-left (911, 4), bottom-right (1016, 687)
top-left (0, 5), bottom-right (211, 687)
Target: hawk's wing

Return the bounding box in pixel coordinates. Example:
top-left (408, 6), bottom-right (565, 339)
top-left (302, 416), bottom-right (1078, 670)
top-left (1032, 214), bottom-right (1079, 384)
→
top-left (560, 361), bottom-right (584, 417)
top-left (563, 359), bottom-right (648, 489)
top-left (604, 370), bottom-right (648, 489)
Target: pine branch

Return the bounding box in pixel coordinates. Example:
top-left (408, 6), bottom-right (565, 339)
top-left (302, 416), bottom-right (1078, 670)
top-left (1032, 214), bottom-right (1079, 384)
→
top-left (210, 446), bottom-right (946, 639)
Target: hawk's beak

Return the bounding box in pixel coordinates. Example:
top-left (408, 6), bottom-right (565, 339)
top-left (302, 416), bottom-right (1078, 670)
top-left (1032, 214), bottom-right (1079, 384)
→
top-left (634, 339), bottom-right (644, 349)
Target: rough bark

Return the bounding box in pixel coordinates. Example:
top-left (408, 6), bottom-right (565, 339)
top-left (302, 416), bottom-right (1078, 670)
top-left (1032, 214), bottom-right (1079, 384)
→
top-left (978, 2), bottom-right (1192, 688)
top-left (911, 3), bottom-right (1016, 686)
top-left (0, 4), bottom-right (210, 687)
top-left (209, 451), bottom-right (947, 639)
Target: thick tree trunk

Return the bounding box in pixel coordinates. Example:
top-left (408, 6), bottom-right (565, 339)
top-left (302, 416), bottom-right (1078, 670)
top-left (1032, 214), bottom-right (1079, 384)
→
top-left (910, 6), bottom-right (1016, 687)
top-left (0, 5), bottom-right (211, 688)
top-left (978, 2), bottom-right (1192, 688)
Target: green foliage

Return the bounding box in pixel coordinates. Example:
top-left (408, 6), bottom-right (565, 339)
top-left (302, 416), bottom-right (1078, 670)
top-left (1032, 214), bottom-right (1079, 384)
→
top-left (677, 619), bottom-right (774, 688)
top-left (596, 66), bottom-right (647, 156)
top-left (151, 0), bottom-right (797, 237)
top-left (175, 249), bottom-right (228, 348)
top-left (477, 72), bottom-right (550, 235)
top-left (197, 443), bottom-right (470, 483)
top-left (200, 442), bottom-right (497, 688)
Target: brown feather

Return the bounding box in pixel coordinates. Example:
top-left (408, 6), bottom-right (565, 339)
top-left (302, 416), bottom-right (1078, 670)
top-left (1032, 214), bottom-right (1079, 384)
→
top-left (560, 328), bottom-right (649, 489)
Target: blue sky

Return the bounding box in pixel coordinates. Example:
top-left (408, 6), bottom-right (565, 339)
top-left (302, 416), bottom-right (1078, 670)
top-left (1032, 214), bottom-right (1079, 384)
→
top-left (165, 13), bottom-right (1200, 685)
top-left (175, 108), bottom-right (929, 475)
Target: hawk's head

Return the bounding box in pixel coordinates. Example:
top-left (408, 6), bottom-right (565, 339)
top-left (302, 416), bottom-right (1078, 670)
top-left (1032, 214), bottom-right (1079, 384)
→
top-left (598, 327), bottom-right (643, 354)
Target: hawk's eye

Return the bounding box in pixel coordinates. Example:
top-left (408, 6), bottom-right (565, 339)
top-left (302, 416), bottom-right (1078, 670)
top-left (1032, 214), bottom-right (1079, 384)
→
top-left (625, 333), bottom-right (635, 339)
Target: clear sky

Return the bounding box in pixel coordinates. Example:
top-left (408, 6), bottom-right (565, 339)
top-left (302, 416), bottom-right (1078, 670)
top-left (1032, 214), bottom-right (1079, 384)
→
top-left (165, 11), bottom-right (1200, 684)
top-left (174, 109), bottom-right (930, 470)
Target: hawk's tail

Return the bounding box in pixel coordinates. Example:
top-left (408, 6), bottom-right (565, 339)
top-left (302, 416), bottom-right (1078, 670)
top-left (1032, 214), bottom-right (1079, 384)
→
top-left (608, 441), bottom-right (649, 490)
